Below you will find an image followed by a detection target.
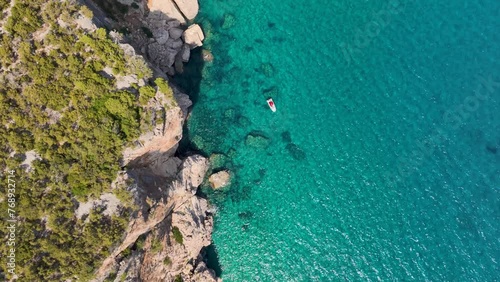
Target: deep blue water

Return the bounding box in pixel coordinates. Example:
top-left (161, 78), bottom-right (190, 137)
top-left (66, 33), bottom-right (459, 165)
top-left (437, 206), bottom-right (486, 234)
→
top-left (185, 0), bottom-right (500, 280)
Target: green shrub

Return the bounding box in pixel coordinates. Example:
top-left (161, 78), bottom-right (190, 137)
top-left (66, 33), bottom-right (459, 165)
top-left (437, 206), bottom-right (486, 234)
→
top-left (171, 226), bottom-right (183, 245)
top-left (135, 235), bottom-right (146, 250)
top-left (80, 5), bottom-right (93, 18)
top-left (164, 256), bottom-right (172, 265)
top-left (151, 236), bottom-right (163, 253)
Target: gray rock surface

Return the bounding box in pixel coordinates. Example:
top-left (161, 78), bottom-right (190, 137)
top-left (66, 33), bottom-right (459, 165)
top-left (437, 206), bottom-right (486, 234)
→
top-left (169, 27), bottom-right (184, 40)
top-left (181, 44), bottom-right (191, 62)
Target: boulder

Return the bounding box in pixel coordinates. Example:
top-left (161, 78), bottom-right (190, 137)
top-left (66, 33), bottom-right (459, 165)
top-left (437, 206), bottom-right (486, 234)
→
top-left (183, 24), bottom-right (204, 49)
top-left (148, 0), bottom-right (186, 24)
top-left (169, 27), bottom-right (184, 40)
top-left (181, 44), bottom-right (191, 62)
top-left (166, 38), bottom-right (184, 50)
top-left (172, 0), bottom-right (199, 20)
top-left (166, 20), bottom-right (181, 29)
top-left (209, 170), bottom-right (231, 189)
top-left (153, 28), bottom-right (169, 44)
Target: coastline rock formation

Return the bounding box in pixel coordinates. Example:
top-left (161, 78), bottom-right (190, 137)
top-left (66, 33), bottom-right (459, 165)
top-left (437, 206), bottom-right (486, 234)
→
top-left (148, 0), bottom-right (199, 23)
top-left (183, 24), bottom-right (205, 49)
top-left (106, 0), bottom-right (204, 74)
top-left (78, 1), bottom-right (218, 281)
top-left (209, 170), bottom-right (232, 189)
top-left (94, 94), bottom-right (219, 282)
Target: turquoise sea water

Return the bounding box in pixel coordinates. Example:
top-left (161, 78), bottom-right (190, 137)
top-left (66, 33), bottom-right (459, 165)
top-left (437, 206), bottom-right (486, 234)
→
top-left (182, 0), bottom-right (499, 280)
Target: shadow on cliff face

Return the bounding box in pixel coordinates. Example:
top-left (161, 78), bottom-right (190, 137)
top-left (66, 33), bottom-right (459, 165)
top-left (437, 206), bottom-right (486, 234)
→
top-left (171, 46), bottom-right (206, 156)
top-left (203, 244), bottom-right (223, 277)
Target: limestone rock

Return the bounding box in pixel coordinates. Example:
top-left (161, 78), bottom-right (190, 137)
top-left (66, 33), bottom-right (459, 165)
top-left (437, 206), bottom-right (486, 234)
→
top-left (191, 262), bottom-right (219, 282)
top-left (209, 170), bottom-right (232, 189)
top-left (183, 24), bottom-right (204, 49)
top-left (171, 196), bottom-right (213, 257)
top-left (172, 0), bottom-right (199, 20)
top-left (116, 74), bottom-right (138, 89)
top-left (148, 0), bottom-right (186, 24)
top-left (173, 155), bottom-right (209, 195)
top-left (122, 106), bottom-right (185, 167)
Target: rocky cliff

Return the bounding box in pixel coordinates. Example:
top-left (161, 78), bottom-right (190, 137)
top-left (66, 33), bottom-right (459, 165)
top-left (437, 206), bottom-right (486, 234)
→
top-left (79, 1), bottom-right (218, 281)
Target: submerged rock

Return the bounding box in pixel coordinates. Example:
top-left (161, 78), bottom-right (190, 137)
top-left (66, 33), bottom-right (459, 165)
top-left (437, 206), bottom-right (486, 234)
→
top-left (281, 131), bottom-right (292, 143)
top-left (209, 170), bottom-right (232, 189)
top-left (222, 13), bottom-right (236, 29)
top-left (245, 132), bottom-right (270, 149)
top-left (209, 153), bottom-right (228, 170)
top-left (259, 62), bottom-right (275, 77)
top-left (286, 143), bottom-right (306, 160)
top-left (202, 49), bottom-right (214, 62)
top-left (238, 211), bottom-right (254, 220)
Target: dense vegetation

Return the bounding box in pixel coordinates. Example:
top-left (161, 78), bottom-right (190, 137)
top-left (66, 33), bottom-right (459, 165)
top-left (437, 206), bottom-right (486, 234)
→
top-left (0, 0), bottom-right (174, 280)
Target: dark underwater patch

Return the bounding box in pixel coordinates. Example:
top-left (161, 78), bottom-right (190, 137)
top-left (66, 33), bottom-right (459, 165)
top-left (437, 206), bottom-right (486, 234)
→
top-left (486, 144), bottom-right (497, 154)
top-left (286, 143), bottom-right (306, 160)
top-left (229, 184), bottom-right (252, 203)
top-left (238, 211), bottom-right (254, 220)
top-left (282, 131), bottom-right (292, 143)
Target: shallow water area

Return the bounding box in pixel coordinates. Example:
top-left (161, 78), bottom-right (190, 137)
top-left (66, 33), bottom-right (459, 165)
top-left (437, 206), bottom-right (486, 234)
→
top-left (183, 0), bottom-right (500, 280)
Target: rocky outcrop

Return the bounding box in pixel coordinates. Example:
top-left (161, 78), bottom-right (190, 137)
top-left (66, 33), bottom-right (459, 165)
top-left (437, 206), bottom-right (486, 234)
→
top-left (148, 0), bottom-right (186, 24)
top-left (172, 0), bottom-right (199, 21)
top-left (87, 0), bottom-right (204, 75)
top-left (95, 124), bottom-right (218, 282)
top-left (183, 24), bottom-right (204, 49)
top-left (92, 55), bottom-right (217, 282)
top-left (148, 0), bottom-right (199, 23)
top-left (81, 2), bottom-right (217, 281)
top-left (209, 170), bottom-right (232, 189)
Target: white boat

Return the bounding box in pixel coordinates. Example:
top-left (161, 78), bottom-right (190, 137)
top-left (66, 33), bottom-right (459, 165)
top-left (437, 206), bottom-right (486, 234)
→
top-left (267, 98), bottom-right (276, 112)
